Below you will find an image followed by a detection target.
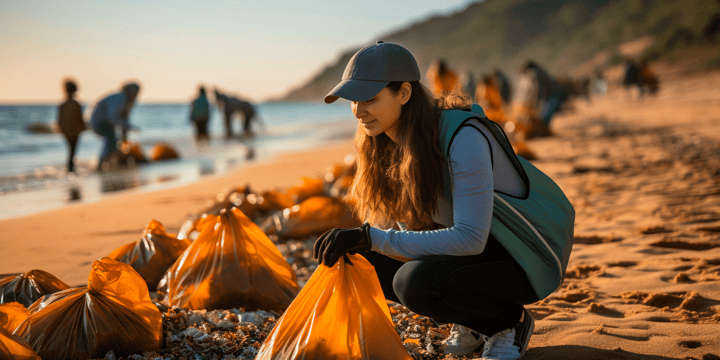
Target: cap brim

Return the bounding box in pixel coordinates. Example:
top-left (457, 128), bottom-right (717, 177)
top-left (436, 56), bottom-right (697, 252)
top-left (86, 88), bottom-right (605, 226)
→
top-left (324, 79), bottom-right (389, 104)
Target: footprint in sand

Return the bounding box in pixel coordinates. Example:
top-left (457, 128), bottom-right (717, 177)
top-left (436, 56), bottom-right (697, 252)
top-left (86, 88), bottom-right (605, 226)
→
top-left (696, 225), bottom-right (720, 233)
top-left (565, 264), bottom-right (605, 279)
top-left (678, 340), bottom-right (702, 349)
top-left (614, 291), bottom-right (720, 322)
top-left (650, 238), bottom-right (720, 250)
top-left (672, 273), bottom-right (694, 283)
top-left (574, 235), bottom-right (623, 244)
top-left (660, 272), bottom-right (695, 283)
top-left (606, 260), bottom-right (638, 268)
top-left (638, 225), bottom-right (674, 234)
top-left (550, 288), bottom-right (595, 303)
top-left (586, 303), bottom-right (624, 317)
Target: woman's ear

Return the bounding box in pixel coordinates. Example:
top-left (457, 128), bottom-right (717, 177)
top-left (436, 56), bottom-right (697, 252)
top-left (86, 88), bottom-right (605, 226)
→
top-left (399, 82), bottom-right (412, 105)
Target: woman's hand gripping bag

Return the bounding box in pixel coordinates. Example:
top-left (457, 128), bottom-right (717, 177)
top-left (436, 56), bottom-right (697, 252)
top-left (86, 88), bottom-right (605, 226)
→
top-left (108, 219), bottom-right (191, 290)
top-left (158, 208), bottom-right (299, 312)
top-left (256, 254), bottom-right (412, 360)
top-left (0, 270), bottom-right (70, 307)
top-left (14, 258), bottom-right (163, 360)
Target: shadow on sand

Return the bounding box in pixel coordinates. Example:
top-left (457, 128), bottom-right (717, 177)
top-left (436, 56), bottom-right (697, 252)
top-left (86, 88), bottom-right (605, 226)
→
top-left (525, 345), bottom-right (682, 360)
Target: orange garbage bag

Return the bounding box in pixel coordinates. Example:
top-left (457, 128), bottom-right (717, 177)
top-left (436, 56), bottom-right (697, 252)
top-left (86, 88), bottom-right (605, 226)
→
top-left (262, 196), bottom-right (362, 240)
top-left (108, 219), bottom-right (191, 291)
top-left (256, 254), bottom-right (412, 360)
top-left (0, 270), bottom-right (70, 307)
top-left (148, 142), bottom-right (180, 161)
top-left (328, 175), bottom-right (354, 198)
top-left (158, 208), bottom-right (299, 312)
top-left (287, 177), bottom-right (325, 203)
top-left (14, 258), bottom-right (163, 360)
top-left (0, 302), bottom-right (29, 333)
top-left (1, 326), bottom-right (39, 360)
top-left (256, 190), bottom-right (295, 214)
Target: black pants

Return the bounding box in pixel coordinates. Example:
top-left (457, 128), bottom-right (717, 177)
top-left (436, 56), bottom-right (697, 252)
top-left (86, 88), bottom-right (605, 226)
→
top-left (361, 235), bottom-right (539, 336)
top-left (64, 135), bottom-right (79, 173)
top-left (192, 116), bottom-right (209, 140)
top-left (224, 110), bottom-right (234, 138)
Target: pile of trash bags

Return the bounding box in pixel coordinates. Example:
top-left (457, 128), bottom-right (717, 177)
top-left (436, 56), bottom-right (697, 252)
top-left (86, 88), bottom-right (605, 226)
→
top-left (178, 157), bottom-right (358, 242)
top-left (4, 258), bottom-right (163, 359)
top-left (0, 155), bottom-right (421, 359)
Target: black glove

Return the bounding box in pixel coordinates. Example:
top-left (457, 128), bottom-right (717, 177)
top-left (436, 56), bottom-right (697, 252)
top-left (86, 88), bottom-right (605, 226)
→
top-left (313, 223), bottom-right (371, 267)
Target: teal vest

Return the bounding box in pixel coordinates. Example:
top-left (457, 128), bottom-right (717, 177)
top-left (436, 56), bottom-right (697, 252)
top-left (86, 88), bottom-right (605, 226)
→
top-left (439, 104), bottom-right (575, 299)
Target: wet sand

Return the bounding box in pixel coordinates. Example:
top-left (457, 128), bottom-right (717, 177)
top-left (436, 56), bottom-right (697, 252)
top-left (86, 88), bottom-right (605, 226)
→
top-left (2, 65), bottom-right (720, 359)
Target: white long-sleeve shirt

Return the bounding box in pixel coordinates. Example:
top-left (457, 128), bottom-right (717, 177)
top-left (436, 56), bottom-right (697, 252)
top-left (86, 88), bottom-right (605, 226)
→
top-left (368, 119), bottom-right (526, 258)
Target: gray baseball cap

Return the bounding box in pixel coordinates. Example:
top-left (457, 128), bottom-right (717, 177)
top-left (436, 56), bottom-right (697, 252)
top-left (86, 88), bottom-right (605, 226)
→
top-left (324, 41), bottom-right (421, 104)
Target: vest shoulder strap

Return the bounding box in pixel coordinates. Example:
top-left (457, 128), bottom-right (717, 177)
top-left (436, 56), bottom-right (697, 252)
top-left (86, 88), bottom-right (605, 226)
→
top-left (439, 104), bottom-right (529, 201)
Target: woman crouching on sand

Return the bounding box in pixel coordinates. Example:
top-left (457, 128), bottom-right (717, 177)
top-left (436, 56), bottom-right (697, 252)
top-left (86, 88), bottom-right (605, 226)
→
top-left (313, 41), bottom-right (538, 359)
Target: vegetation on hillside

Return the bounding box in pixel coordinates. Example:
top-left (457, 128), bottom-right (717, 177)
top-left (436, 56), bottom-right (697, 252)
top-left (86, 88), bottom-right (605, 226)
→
top-left (280, 0), bottom-right (720, 102)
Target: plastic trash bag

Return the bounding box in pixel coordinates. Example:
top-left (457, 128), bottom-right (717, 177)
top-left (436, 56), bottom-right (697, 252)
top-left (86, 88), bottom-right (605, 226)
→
top-left (100, 141), bottom-right (148, 171)
top-left (179, 188), bottom-right (296, 241)
top-left (1, 326), bottom-right (39, 360)
top-left (255, 190), bottom-right (295, 214)
top-left (15, 258), bottom-right (163, 360)
top-left (149, 142), bottom-right (179, 161)
top-left (158, 208), bottom-right (299, 311)
top-left (256, 254), bottom-right (412, 360)
top-left (287, 177), bottom-right (325, 203)
top-left (0, 269), bottom-right (70, 307)
top-left (201, 186), bottom-right (256, 217)
top-left (261, 196), bottom-right (361, 240)
top-left (0, 302), bottom-right (29, 333)
top-left (108, 219), bottom-right (191, 290)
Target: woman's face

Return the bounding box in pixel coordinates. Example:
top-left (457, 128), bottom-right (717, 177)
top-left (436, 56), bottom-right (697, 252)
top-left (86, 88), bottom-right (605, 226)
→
top-left (351, 84), bottom-right (410, 142)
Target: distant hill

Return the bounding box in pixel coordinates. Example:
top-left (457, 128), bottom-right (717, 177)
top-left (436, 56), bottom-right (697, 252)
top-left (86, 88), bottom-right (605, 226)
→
top-left (279, 0), bottom-right (720, 102)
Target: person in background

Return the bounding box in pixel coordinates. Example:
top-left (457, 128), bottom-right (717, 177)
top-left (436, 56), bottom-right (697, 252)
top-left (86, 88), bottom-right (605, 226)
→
top-left (459, 70), bottom-right (476, 100)
top-left (190, 86), bottom-right (211, 142)
top-left (89, 82), bottom-right (141, 170)
top-left (622, 58), bottom-right (640, 98)
top-left (317, 41), bottom-right (537, 359)
top-left (493, 68), bottom-right (513, 105)
top-left (475, 74), bottom-right (506, 125)
top-left (638, 60), bottom-right (660, 96)
top-left (57, 78), bottom-right (87, 173)
top-left (214, 89), bottom-right (258, 138)
top-left (426, 58), bottom-right (460, 97)
top-left (592, 68), bottom-right (608, 97)
top-left (238, 98), bottom-right (257, 137)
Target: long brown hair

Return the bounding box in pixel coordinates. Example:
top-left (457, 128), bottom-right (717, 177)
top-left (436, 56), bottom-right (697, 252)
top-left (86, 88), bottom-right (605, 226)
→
top-left (347, 81), bottom-right (471, 230)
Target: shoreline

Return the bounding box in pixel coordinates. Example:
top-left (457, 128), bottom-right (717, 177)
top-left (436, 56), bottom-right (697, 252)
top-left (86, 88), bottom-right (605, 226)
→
top-left (0, 141), bottom-right (356, 286)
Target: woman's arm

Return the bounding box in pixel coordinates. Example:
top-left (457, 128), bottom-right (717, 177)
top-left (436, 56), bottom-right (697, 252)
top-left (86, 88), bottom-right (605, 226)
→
top-left (368, 126), bottom-right (494, 258)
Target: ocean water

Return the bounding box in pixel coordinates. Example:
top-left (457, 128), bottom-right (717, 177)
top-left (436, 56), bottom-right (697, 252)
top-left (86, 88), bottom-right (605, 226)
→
top-left (0, 101), bottom-right (357, 220)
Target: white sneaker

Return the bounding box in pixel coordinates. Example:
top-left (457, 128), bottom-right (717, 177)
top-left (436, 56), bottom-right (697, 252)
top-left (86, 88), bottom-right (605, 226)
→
top-left (480, 308), bottom-right (535, 360)
top-left (441, 324), bottom-right (484, 355)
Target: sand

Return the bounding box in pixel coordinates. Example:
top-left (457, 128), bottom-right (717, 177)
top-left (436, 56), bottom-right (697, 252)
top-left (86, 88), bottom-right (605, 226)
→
top-left (522, 66), bottom-right (720, 360)
top-left (2, 65), bottom-right (720, 359)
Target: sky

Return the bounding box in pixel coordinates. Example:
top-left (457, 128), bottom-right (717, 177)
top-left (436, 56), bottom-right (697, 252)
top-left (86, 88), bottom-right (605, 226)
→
top-left (0, 0), bottom-right (473, 104)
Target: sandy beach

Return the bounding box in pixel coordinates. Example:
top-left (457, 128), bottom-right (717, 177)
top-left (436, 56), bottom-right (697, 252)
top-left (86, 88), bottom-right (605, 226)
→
top-left (2, 65), bottom-right (720, 359)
